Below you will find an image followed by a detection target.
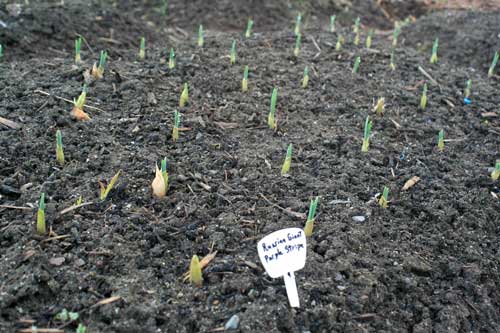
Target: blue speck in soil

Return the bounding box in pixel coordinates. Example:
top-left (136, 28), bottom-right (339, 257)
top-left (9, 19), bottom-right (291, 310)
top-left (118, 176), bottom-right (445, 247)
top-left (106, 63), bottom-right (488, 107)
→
top-left (463, 97), bottom-right (471, 105)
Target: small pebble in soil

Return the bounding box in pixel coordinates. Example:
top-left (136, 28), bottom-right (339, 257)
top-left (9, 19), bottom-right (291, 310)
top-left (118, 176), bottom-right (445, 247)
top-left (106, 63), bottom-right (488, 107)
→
top-left (224, 314), bottom-right (240, 330)
top-left (352, 216), bottom-right (365, 223)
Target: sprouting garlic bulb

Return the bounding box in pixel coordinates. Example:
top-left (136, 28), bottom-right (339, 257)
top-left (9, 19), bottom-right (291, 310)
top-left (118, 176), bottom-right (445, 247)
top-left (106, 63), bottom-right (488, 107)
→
top-left (152, 165), bottom-right (166, 198)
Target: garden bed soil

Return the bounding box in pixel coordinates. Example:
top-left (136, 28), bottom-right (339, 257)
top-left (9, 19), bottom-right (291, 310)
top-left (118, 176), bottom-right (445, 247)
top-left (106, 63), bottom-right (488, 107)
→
top-left (1, 1), bottom-right (499, 332)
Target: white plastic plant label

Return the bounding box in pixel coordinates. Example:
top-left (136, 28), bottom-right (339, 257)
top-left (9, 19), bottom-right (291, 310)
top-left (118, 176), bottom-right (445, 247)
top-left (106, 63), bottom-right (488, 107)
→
top-left (257, 228), bottom-right (306, 307)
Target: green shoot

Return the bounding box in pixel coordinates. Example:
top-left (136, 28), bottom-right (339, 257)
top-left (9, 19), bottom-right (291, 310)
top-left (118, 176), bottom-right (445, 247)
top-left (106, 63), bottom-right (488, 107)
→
top-left (352, 56), bottom-right (361, 74)
top-left (335, 35), bottom-right (344, 51)
top-left (99, 170), bottom-right (121, 201)
top-left (168, 48), bottom-right (175, 69)
top-left (268, 87), bottom-right (278, 129)
top-left (245, 18), bottom-right (254, 38)
top-left (76, 195), bottom-right (83, 206)
top-left (73, 83), bottom-right (90, 115)
top-left (98, 50), bottom-right (107, 74)
top-left (491, 161), bottom-right (500, 181)
top-left (361, 116), bottom-right (372, 152)
top-left (56, 130), bottom-right (64, 166)
top-left (198, 25), bottom-right (204, 48)
top-left (420, 83), bottom-right (427, 110)
top-left (161, 157), bottom-right (169, 190)
top-left (294, 33), bottom-right (301, 57)
top-left (464, 79), bottom-right (472, 99)
top-left (365, 29), bottom-right (373, 48)
top-left (437, 129), bottom-right (444, 151)
top-left (230, 40), bottom-right (237, 65)
top-left (353, 17), bottom-right (360, 46)
top-left (55, 309), bottom-right (79, 322)
top-left (91, 50), bottom-right (107, 79)
top-left (488, 51), bottom-right (498, 77)
top-left (139, 37), bottom-right (145, 60)
top-left (161, 0), bottom-right (168, 15)
top-left (329, 15), bottom-right (336, 33)
top-left (71, 84), bottom-right (90, 121)
top-left (390, 49), bottom-right (396, 71)
top-left (179, 83), bottom-right (189, 107)
top-left (190, 255), bottom-right (203, 287)
top-left (294, 13), bottom-right (301, 36)
top-left (430, 37), bottom-right (439, 64)
top-left (76, 323), bottom-right (87, 333)
top-left (302, 66), bottom-right (309, 89)
top-left (392, 25), bottom-right (401, 48)
top-left (76, 84), bottom-right (88, 108)
top-left (74, 84), bottom-right (88, 110)
top-left (281, 144), bottom-right (292, 176)
top-left (378, 186), bottom-right (389, 208)
top-left (172, 110), bottom-right (180, 142)
top-left (75, 37), bottom-right (82, 64)
top-left (242, 65), bottom-right (249, 92)
top-left (304, 196), bottom-right (319, 237)
top-left (37, 192), bottom-right (46, 235)
top-left (374, 97), bottom-right (385, 116)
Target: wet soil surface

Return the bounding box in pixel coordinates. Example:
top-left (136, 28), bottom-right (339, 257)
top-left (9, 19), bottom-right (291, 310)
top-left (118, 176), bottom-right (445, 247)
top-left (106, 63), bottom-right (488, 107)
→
top-left (1, 1), bottom-right (499, 332)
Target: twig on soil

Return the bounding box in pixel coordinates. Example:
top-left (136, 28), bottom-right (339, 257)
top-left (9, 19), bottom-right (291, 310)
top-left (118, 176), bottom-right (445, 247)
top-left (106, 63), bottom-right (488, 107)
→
top-left (87, 250), bottom-right (114, 256)
top-left (59, 202), bottom-right (94, 215)
top-left (402, 176), bottom-right (420, 191)
top-left (216, 193), bottom-right (232, 204)
top-left (389, 118), bottom-right (402, 129)
top-left (241, 236), bottom-right (259, 242)
top-left (353, 313), bottom-right (377, 321)
top-left (35, 100), bottom-right (49, 113)
top-left (308, 35), bottom-right (321, 58)
top-left (462, 297), bottom-right (479, 314)
top-left (48, 47), bottom-right (69, 56)
top-left (174, 27), bottom-right (189, 38)
top-left (0, 116), bottom-right (22, 130)
top-left (40, 235), bottom-right (71, 243)
top-left (197, 182), bottom-right (211, 191)
top-left (444, 138), bottom-right (466, 142)
top-left (0, 204), bottom-right (32, 210)
top-left (17, 328), bottom-right (64, 333)
top-left (328, 199), bottom-right (351, 205)
top-left (481, 112), bottom-right (497, 118)
top-left (258, 193), bottom-right (306, 219)
top-left (376, 0), bottom-right (393, 21)
top-left (418, 66), bottom-right (439, 87)
top-left (33, 90), bottom-right (105, 113)
top-left (310, 65), bottom-right (319, 78)
top-left (98, 37), bottom-right (122, 45)
top-left (213, 121), bottom-right (239, 129)
top-left (443, 98), bottom-right (455, 108)
top-left (92, 296), bottom-right (122, 307)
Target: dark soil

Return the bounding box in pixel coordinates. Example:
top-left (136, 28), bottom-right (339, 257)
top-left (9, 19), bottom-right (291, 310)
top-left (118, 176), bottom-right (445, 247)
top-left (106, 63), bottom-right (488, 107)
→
top-left (402, 10), bottom-right (500, 71)
top-left (1, 1), bottom-right (499, 333)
